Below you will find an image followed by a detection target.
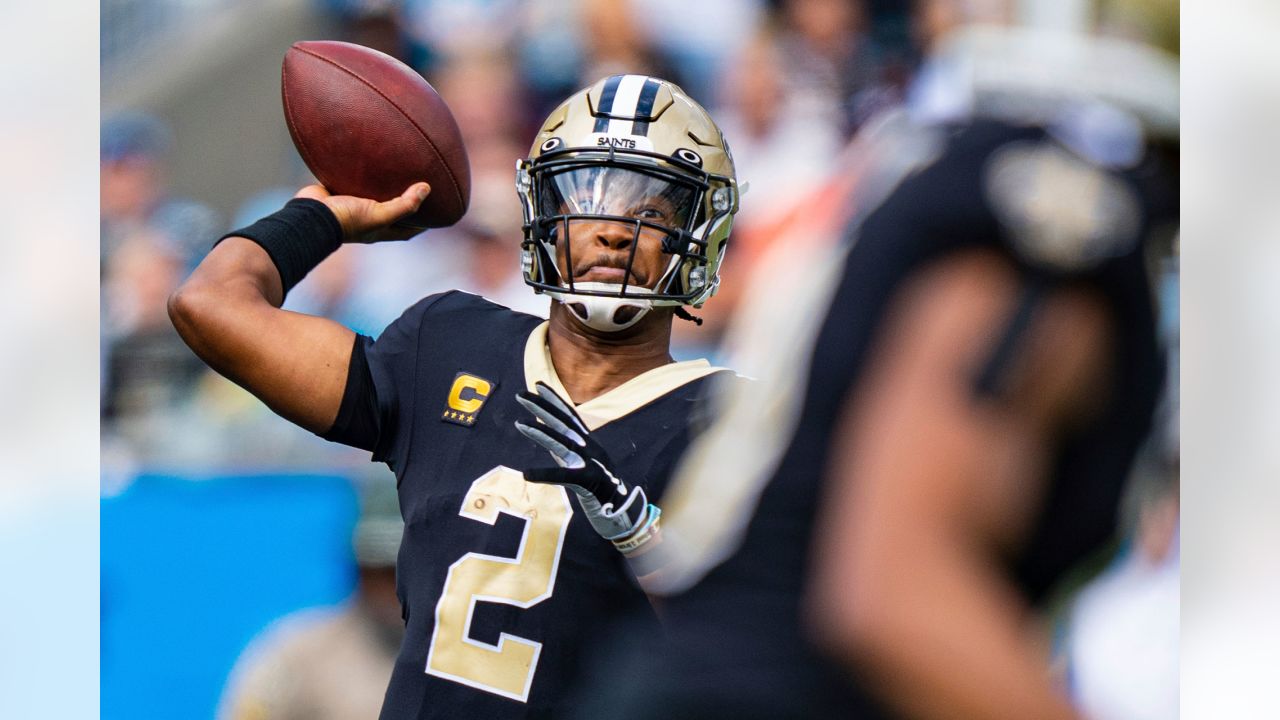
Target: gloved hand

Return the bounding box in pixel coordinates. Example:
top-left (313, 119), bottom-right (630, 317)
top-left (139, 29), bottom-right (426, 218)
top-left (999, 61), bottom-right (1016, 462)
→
top-left (514, 382), bottom-right (660, 555)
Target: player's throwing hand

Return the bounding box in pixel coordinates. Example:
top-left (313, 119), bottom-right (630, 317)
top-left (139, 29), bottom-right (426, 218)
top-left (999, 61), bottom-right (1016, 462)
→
top-left (293, 182), bottom-right (431, 243)
top-left (515, 382), bottom-right (661, 556)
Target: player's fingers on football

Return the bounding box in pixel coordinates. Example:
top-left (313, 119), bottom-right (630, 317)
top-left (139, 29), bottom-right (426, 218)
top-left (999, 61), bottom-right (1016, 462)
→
top-left (405, 182), bottom-right (431, 207)
top-left (379, 182), bottom-right (431, 221)
top-left (361, 182), bottom-right (428, 228)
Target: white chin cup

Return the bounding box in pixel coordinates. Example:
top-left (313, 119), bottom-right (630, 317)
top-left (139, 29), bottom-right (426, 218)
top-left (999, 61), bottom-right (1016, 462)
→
top-left (551, 282), bottom-right (654, 333)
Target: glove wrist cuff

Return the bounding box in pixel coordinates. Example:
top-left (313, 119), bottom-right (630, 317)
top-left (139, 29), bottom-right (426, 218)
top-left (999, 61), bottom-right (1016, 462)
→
top-left (612, 504), bottom-right (661, 556)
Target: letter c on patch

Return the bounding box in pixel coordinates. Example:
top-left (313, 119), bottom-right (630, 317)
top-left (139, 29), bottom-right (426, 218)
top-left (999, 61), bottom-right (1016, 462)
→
top-left (448, 374), bottom-right (493, 414)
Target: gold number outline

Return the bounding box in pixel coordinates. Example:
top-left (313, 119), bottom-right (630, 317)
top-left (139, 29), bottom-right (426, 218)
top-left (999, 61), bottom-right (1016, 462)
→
top-left (424, 466), bottom-right (573, 702)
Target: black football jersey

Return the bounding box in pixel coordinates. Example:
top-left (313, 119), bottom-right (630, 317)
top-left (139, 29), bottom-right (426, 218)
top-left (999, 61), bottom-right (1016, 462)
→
top-left (325, 291), bottom-right (728, 719)
top-left (588, 115), bottom-right (1170, 719)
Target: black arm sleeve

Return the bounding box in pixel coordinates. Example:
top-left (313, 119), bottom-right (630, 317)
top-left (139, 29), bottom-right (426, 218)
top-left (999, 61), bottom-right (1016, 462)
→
top-left (317, 292), bottom-right (453, 472)
top-left (321, 335), bottom-right (382, 452)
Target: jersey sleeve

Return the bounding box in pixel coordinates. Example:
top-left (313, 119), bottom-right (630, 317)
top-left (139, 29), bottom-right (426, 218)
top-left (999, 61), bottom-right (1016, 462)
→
top-left (322, 292), bottom-right (452, 472)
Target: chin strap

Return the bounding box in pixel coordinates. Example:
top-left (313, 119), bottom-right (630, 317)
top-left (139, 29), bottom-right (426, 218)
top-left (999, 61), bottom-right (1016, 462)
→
top-left (673, 307), bottom-right (703, 326)
top-left (550, 282), bottom-right (654, 333)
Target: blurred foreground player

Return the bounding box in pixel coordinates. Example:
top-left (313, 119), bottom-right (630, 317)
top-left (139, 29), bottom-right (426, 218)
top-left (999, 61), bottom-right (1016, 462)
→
top-left (170, 75), bottom-right (739, 718)
top-left (600, 9), bottom-right (1179, 720)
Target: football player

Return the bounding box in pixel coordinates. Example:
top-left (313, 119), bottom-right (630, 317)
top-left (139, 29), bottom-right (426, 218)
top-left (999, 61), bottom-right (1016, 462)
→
top-left (169, 74), bottom-right (740, 719)
top-left (586, 11), bottom-right (1179, 720)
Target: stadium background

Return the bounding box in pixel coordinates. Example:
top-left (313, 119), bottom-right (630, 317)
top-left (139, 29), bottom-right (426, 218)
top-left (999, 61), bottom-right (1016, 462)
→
top-left (99, 1), bottom-right (1179, 718)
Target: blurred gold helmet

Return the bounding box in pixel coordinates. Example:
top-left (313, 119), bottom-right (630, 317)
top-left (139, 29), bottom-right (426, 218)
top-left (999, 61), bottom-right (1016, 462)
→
top-left (517, 74), bottom-right (739, 332)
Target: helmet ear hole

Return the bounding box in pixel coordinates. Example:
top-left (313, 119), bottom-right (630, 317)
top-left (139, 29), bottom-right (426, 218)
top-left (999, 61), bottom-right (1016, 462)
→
top-left (675, 148), bottom-right (703, 167)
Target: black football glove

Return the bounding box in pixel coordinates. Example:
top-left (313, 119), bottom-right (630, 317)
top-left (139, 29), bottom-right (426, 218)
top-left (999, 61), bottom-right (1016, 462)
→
top-left (514, 382), bottom-right (660, 554)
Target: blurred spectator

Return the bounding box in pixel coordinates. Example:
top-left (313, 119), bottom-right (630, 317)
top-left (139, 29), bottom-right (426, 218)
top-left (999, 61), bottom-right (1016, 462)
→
top-left (229, 187), bottom-right (421, 337)
top-left (671, 26), bottom-right (844, 357)
top-left (1062, 422), bottom-right (1179, 720)
top-left (1060, 246), bottom-right (1180, 720)
top-left (516, 0), bottom-right (588, 115)
top-left (102, 0), bottom-right (904, 460)
top-left (431, 51), bottom-right (534, 157)
top-left (343, 169), bottom-right (550, 337)
top-left (287, 245), bottom-right (362, 323)
top-left (631, 0), bottom-right (764, 102)
top-left (323, 0), bottom-right (408, 60)
top-left (714, 27), bottom-right (843, 235)
top-left (219, 480), bottom-right (405, 720)
top-left (103, 183), bottom-right (387, 472)
top-left (341, 135), bottom-right (547, 335)
top-left (452, 173), bottom-right (550, 317)
top-left (101, 112), bottom-right (221, 269)
top-left (1098, 0), bottom-right (1180, 55)
top-left (579, 0), bottom-right (685, 92)
top-left (776, 0), bottom-right (885, 137)
top-left (399, 0), bottom-right (522, 70)
top-left (101, 226), bottom-right (206, 434)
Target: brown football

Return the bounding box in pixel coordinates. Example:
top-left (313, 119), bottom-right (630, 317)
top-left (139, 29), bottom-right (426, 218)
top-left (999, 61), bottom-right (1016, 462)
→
top-left (281, 40), bottom-right (470, 229)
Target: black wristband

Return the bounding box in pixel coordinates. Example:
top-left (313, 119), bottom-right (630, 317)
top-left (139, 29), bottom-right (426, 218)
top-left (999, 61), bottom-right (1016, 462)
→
top-left (217, 198), bottom-right (344, 297)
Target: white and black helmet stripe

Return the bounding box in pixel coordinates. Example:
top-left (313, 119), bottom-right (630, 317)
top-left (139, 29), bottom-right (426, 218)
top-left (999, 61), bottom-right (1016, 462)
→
top-left (593, 74), bottom-right (661, 137)
top-left (592, 75), bottom-right (622, 133)
top-left (630, 77), bottom-right (661, 136)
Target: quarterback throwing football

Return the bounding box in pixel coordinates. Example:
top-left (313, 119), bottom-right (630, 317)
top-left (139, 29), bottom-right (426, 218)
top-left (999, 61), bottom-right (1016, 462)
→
top-left (170, 74), bottom-right (739, 719)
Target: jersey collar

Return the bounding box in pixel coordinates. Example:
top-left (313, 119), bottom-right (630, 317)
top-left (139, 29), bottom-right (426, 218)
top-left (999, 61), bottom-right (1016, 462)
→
top-left (522, 321), bottom-right (721, 431)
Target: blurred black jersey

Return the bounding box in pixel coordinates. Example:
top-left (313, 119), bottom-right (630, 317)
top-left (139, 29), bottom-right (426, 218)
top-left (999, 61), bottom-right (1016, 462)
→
top-left (324, 291), bottom-right (728, 719)
top-left (596, 115), bottom-right (1170, 719)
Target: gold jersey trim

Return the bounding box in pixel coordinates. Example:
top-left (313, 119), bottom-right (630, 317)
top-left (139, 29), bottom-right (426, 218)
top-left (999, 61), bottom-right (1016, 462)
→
top-left (522, 321), bottom-right (723, 431)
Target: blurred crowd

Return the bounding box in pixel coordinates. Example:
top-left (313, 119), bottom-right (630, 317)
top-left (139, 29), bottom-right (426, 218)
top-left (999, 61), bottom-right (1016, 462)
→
top-left (101, 0), bottom-right (931, 476)
top-left (101, 0), bottom-right (1178, 476)
top-left (101, 1), bottom-right (1180, 717)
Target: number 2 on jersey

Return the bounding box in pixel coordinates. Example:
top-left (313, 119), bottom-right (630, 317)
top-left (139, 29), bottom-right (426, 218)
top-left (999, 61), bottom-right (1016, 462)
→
top-left (424, 466), bottom-right (573, 702)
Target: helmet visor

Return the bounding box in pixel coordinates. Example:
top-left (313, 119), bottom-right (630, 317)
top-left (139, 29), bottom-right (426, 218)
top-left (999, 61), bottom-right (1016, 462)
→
top-left (538, 166), bottom-right (697, 232)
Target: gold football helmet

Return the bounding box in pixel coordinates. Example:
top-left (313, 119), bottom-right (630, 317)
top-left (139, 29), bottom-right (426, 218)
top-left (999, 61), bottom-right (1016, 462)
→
top-left (517, 74), bottom-right (739, 332)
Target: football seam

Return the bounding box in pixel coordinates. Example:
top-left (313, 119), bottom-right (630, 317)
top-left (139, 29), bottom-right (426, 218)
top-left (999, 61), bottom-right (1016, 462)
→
top-left (293, 45), bottom-right (466, 214)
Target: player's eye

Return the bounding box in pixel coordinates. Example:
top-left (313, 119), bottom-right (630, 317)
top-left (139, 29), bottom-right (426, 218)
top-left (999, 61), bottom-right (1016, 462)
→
top-left (632, 204), bottom-right (672, 222)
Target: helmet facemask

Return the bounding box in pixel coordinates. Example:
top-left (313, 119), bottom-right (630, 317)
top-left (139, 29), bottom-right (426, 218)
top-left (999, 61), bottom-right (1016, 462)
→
top-left (519, 147), bottom-right (732, 332)
top-left (517, 75), bottom-right (740, 333)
